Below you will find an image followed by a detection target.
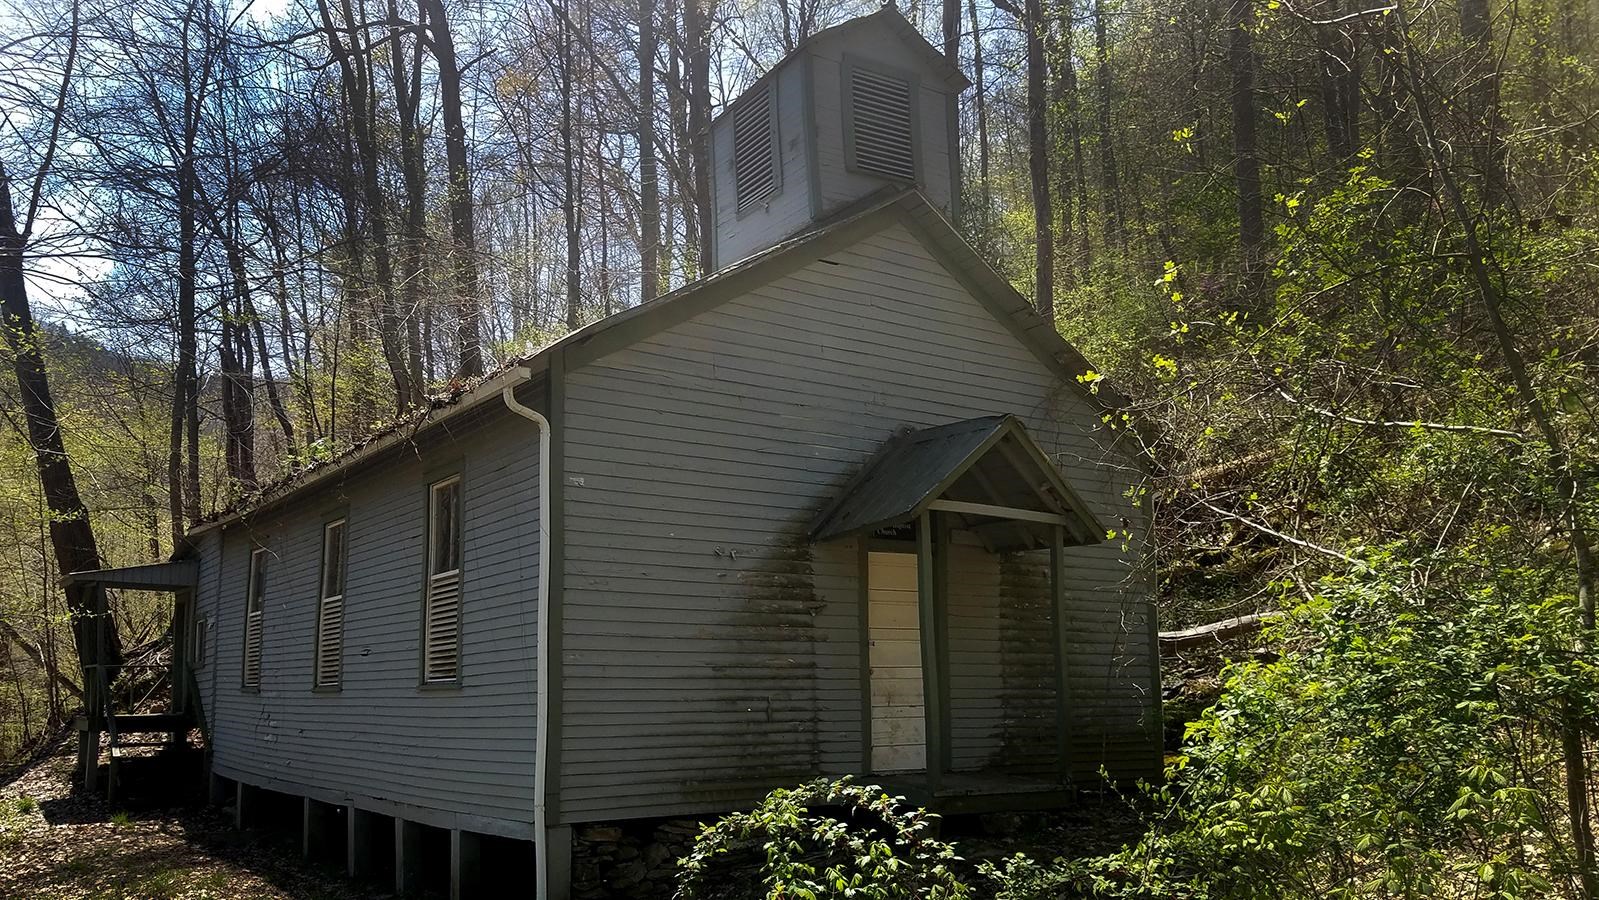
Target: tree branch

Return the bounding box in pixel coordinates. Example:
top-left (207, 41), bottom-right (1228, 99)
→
top-left (1276, 388), bottom-right (1527, 440)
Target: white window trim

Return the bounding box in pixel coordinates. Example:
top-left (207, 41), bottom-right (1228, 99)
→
top-left (191, 613), bottom-right (207, 670)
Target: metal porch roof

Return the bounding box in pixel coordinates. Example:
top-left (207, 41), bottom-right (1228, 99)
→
top-left (62, 560), bottom-right (199, 591)
top-left (808, 415), bottom-right (1105, 551)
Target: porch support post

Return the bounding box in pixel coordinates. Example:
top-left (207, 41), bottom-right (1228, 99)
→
top-left (1051, 525), bottom-right (1073, 783)
top-left (856, 539), bottom-right (872, 772)
top-left (917, 512), bottom-right (949, 790)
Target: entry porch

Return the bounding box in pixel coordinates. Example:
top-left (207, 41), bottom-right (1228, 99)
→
top-left (811, 415), bottom-right (1105, 806)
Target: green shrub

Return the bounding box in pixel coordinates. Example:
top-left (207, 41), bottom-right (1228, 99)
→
top-left (676, 777), bottom-right (969, 899)
top-left (983, 554), bottom-right (1599, 900)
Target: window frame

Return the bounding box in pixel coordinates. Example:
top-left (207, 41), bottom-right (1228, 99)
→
top-left (312, 515), bottom-right (348, 691)
top-left (840, 55), bottom-right (923, 185)
top-left (419, 472), bottom-right (466, 687)
top-left (191, 612), bottom-right (207, 670)
top-left (241, 545), bottom-right (267, 691)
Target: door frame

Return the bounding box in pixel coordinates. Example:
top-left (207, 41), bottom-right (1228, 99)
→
top-left (857, 513), bottom-right (952, 790)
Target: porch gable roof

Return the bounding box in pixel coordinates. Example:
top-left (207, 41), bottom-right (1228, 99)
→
top-left (808, 415), bottom-right (1105, 552)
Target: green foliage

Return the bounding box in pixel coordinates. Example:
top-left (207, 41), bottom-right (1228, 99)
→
top-left (983, 549), bottom-right (1598, 899)
top-left (675, 777), bottom-right (969, 900)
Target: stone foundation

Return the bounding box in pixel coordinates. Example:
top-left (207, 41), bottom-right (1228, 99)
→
top-left (572, 818), bottom-right (703, 899)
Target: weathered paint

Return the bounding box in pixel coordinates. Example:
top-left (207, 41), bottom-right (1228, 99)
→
top-left (710, 13), bottom-right (960, 271)
top-left (557, 221), bottom-right (1157, 823)
top-left (807, 21), bottom-right (957, 218)
top-left (191, 387), bottom-right (546, 839)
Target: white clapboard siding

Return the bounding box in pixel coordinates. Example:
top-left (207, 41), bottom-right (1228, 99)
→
top-left (559, 221), bottom-right (1157, 823)
top-left (810, 22), bottom-right (956, 215)
top-left (424, 570), bottom-right (462, 682)
top-left (869, 552), bottom-right (924, 773)
top-left (315, 595), bottom-right (343, 686)
top-left (192, 394), bottom-right (542, 837)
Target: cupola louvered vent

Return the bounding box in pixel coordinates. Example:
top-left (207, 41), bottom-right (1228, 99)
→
top-left (733, 86), bottom-right (778, 212)
top-left (847, 66), bottom-right (916, 182)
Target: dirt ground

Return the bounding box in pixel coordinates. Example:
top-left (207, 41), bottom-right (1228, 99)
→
top-left (0, 740), bottom-right (381, 900)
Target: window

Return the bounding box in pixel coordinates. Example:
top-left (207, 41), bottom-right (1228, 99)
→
top-left (242, 547), bottom-right (266, 689)
top-left (732, 83), bottom-right (779, 212)
top-left (191, 614), bottom-right (207, 669)
top-left (422, 476), bottom-right (463, 683)
top-left (845, 63), bottom-right (917, 182)
top-left (314, 519), bottom-right (346, 688)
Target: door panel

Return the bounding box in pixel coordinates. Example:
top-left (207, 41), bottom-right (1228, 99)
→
top-left (869, 551), bottom-right (925, 773)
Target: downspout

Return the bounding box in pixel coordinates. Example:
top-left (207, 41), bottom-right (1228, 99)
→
top-left (501, 367), bottom-right (555, 897)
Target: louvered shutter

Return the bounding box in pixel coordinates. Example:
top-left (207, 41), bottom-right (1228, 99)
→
top-left (848, 66), bottom-right (917, 182)
top-left (315, 520), bottom-right (346, 687)
top-left (423, 570), bottom-right (462, 681)
top-left (733, 85), bottom-right (778, 212)
top-left (315, 596), bottom-right (343, 686)
top-left (242, 548), bottom-right (266, 688)
top-left (242, 609), bottom-right (262, 687)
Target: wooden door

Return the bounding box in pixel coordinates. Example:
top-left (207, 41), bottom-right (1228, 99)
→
top-left (868, 551), bottom-right (925, 773)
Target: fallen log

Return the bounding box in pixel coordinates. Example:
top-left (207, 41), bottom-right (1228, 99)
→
top-left (1158, 613), bottom-right (1270, 656)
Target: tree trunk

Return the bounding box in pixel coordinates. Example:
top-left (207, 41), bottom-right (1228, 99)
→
top-left (422, 0), bottom-right (484, 379)
top-left (561, 0), bottom-right (582, 329)
top-left (1394, 8), bottom-right (1597, 893)
top-left (1052, 1), bottom-right (1081, 286)
top-left (1023, 0), bottom-right (1053, 317)
top-left (316, 0), bottom-right (415, 412)
top-left (0, 160), bottom-right (123, 680)
top-left (684, 0), bottom-right (713, 274)
top-left (0, 618), bottom-right (80, 702)
top-left (1459, 0), bottom-right (1508, 205)
top-left (942, 0), bottom-right (960, 63)
top-left (968, 0), bottom-right (991, 229)
top-left (1227, 0), bottom-right (1265, 294)
top-left (391, 0), bottom-right (427, 389)
top-left (1093, 0), bottom-right (1125, 248)
top-left (1314, 5), bottom-right (1357, 161)
top-left (639, 0), bottom-right (661, 304)
top-left (176, 157), bottom-right (201, 529)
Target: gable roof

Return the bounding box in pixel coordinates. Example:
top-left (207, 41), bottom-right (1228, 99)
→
top-left (709, 6), bottom-right (970, 135)
top-left (188, 187), bottom-right (1128, 536)
top-left (809, 415), bottom-right (1105, 551)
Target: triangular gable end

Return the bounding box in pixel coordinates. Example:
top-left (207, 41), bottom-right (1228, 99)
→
top-left (562, 189), bottom-right (1130, 418)
top-left (810, 415), bottom-right (1105, 553)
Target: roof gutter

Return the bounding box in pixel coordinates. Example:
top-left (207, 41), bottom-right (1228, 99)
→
top-left (498, 367), bottom-right (556, 898)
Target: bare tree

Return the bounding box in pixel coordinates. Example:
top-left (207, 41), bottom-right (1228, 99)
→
top-left (1228, 0), bottom-right (1264, 293)
top-left (421, 0), bottom-right (485, 378)
top-left (639, 0), bottom-right (662, 304)
top-left (0, 0), bottom-right (123, 678)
